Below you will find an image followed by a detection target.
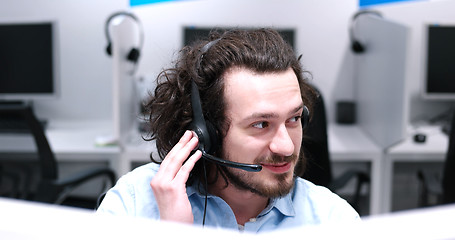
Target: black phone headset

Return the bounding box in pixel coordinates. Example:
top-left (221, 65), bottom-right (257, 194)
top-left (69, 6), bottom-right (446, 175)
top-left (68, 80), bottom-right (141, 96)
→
top-left (349, 10), bottom-right (383, 54)
top-left (189, 39), bottom-right (310, 173)
top-left (104, 11), bottom-right (143, 64)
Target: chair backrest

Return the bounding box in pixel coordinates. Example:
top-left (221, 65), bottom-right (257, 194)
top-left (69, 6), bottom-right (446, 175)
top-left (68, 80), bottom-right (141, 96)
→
top-left (300, 86), bottom-right (332, 187)
top-left (0, 104), bottom-right (58, 181)
top-left (442, 110), bottom-right (455, 204)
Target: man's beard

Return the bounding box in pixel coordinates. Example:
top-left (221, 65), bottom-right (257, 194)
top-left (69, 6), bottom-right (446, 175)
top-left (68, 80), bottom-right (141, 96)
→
top-left (221, 153), bottom-right (298, 198)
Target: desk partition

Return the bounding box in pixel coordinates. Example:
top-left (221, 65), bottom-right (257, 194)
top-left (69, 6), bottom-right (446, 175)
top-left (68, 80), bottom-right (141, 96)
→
top-left (355, 15), bottom-right (408, 149)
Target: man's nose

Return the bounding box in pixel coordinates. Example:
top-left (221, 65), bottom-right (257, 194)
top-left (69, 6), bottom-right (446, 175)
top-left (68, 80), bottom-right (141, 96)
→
top-left (269, 124), bottom-right (294, 156)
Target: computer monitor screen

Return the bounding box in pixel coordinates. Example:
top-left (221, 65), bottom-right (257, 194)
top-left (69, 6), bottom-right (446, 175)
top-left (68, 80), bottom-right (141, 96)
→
top-left (423, 24), bottom-right (455, 100)
top-left (0, 22), bottom-right (58, 101)
top-left (183, 27), bottom-right (295, 50)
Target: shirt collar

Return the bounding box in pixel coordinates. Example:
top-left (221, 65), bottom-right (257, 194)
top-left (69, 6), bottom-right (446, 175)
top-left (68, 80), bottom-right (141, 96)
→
top-left (187, 183), bottom-right (203, 197)
top-left (259, 193), bottom-right (295, 217)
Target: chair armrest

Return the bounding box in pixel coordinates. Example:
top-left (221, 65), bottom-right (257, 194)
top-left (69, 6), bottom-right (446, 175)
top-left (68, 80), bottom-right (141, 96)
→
top-left (417, 170), bottom-right (443, 195)
top-left (328, 170), bottom-right (369, 192)
top-left (55, 168), bottom-right (116, 189)
top-left (35, 168), bottom-right (117, 205)
top-left (329, 170), bottom-right (370, 212)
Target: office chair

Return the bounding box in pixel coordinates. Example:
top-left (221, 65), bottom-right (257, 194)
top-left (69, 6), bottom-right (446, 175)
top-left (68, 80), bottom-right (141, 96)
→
top-left (0, 103), bottom-right (116, 208)
top-left (417, 109), bottom-right (455, 206)
top-left (299, 86), bottom-right (370, 213)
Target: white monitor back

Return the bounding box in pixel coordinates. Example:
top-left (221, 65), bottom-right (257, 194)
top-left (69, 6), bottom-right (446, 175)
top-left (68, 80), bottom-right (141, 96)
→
top-left (355, 15), bottom-right (409, 149)
top-left (1, 198), bottom-right (455, 239)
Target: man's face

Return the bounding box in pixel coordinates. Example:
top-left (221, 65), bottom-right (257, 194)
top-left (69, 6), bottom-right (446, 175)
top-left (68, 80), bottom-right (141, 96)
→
top-left (221, 67), bottom-right (304, 198)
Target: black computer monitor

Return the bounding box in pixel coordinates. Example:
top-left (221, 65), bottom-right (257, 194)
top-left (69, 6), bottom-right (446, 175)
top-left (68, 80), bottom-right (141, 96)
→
top-left (183, 26), bottom-right (295, 50)
top-left (422, 24), bottom-right (455, 100)
top-left (0, 22), bottom-right (59, 102)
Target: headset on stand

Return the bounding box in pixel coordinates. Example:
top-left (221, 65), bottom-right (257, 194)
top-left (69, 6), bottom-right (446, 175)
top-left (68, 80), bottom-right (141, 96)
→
top-left (104, 11), bottom-right (143, 73)
top-left (349, 10), bottom-right (382, 54)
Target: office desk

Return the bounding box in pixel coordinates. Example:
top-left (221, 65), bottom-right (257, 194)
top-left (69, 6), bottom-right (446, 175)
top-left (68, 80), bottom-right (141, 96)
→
top-left (328, 125), bottom-right (382, 215)
top-left (118, 130), bottom-right (157, 175)
top-left (0, 120), bottom-right (121, 176)
top-left (382, 125), bottom-right (448, 213)
top-left (121, 124), bottom-right (383, 215)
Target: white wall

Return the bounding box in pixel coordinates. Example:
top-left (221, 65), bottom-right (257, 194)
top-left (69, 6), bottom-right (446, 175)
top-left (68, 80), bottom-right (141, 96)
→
top-left (0, 0), bottom-right (360, 124)
top-left (0, 0), bottom-right (128, 122)
top-left (4, 0), bottom-right (453, 126)
top-left (132, 0), bottom-right (359, 123)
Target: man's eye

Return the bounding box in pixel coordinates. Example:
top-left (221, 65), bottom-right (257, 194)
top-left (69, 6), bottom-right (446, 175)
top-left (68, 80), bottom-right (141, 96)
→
top-left (252, 122), bottom-right (269, 129)
top-left (288, 116), bottom-right (301, 123)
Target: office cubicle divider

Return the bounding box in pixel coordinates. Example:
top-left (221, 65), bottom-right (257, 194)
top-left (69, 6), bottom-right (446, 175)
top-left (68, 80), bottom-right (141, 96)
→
top-left (354, 15), bottom-right (409, 149)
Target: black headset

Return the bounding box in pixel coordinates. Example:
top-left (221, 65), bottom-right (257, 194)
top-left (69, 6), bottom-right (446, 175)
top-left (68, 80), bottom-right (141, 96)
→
top-left (189, 40), bottom-right (310, 172)
top-left (104, 11), bottom-right (143, 63)
top-left (349, 10), bottom-right (383, 54)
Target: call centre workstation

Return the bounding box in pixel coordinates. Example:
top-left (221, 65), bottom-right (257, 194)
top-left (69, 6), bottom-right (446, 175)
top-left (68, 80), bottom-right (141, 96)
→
top-left (1, 0), bottom-right (454, 237)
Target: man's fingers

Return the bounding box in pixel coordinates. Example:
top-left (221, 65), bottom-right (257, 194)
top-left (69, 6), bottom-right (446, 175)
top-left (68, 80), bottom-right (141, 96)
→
top-left (164, 130), bottom-right (192, 162)
top-left (156, 131), bottom-right (199, 180)
top-left (174, 150), bottom-right (202, 182)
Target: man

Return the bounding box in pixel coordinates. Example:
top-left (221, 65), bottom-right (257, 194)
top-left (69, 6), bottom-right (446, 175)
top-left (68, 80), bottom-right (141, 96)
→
top-left (97, 28), bottom-right (360, 232)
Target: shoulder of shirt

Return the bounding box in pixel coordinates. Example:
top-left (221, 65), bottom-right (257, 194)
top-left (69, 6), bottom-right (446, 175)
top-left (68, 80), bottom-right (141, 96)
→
top-left (293, 177), bottom-right (351, 210)
top-left (293, 176), bottom-right (361, 221)
top-left (294, 176), bottom-right (334, 195)
top-left (117, 162), bottom-right (161, 183)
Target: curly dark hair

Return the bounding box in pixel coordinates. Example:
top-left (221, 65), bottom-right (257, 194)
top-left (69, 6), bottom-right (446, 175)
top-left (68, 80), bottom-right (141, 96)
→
top-left (144, 28), bottom-right (316, 185)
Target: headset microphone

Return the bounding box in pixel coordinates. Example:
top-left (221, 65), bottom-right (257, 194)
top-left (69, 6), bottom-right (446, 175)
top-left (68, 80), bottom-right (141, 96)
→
top-left (201, 152), bottom-right (262, 172)
top-left (190, 80), bottom-right (262, 172)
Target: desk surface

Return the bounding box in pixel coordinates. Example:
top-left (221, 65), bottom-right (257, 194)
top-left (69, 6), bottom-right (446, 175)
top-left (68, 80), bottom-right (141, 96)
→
top-left (0, 120), bottom-right (120, 158)
top-left (0, 122), bottom-right (383, 161)
top-left (387, 125), bottom-right (448, 159)
top-left (328, 124), bottom-right (382, 160)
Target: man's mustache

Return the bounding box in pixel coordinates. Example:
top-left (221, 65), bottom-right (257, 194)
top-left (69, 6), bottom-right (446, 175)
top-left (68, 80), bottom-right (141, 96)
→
top-left (255, 153), bottom-right (298, 165)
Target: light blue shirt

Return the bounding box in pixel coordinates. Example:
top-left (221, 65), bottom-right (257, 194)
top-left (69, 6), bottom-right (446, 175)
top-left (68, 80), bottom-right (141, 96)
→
top-left (97, 163), bottom-right (360, 232)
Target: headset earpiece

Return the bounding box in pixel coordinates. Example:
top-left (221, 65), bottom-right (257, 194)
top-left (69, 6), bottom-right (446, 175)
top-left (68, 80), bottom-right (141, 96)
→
top-left (351, 40), bottom-right (365, 53)
top-left (189, 80), bottom-right (219, 155)
top-left (127, 47), bottom-right (140, 63)
top-left (302, 105), bottom-right (310, 130)
top-left (205, 121), bottom-right (219, 154)
top-left (105, 42), bottom-right (113, 56)
top-left (104, 11), bottom-right (143, 63)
